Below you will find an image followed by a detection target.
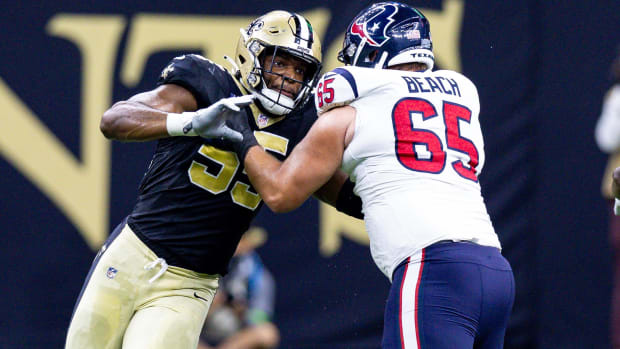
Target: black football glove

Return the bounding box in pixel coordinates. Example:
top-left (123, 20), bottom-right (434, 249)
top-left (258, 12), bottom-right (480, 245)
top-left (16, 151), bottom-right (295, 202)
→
top-left (225, 106), bottom-right (259, 162)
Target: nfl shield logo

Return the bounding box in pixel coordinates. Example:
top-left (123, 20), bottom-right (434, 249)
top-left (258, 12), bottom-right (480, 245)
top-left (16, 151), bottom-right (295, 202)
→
top-left (106, 267), bottom-right (118, 279)
top-left (258, 114), bottom-right (269, 128)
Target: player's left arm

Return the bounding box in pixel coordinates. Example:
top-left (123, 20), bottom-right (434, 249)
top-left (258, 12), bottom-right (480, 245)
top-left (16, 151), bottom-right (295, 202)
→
top-left (313, 171), bottom-right (347, 206)
top-left (242, 106), bottom-right (355, 213)
top-left (313, 171), bottom-right (363, 219)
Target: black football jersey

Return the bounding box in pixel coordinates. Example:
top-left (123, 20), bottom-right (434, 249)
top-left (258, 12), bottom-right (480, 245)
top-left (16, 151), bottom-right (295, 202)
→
top-left (127, 54), bottom-right (317, 275)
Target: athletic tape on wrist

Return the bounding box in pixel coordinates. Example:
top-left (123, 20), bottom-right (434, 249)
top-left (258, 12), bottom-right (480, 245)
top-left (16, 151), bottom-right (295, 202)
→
top-left (166, 112), bottom-right (197, 136)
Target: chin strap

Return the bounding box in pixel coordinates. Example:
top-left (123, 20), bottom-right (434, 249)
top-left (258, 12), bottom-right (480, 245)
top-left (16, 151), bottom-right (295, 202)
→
top-left (375, 52), bottom-right (389, 69)
top-left (352, 37), bottom-right (367, 67)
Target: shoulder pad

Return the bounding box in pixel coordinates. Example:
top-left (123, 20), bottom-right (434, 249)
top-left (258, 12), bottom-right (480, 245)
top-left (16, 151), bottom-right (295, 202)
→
top-left (314, 67), bottom-right (358, 115)
top-left (314, 66), bottom-right (388, 115)
top-left (157, 54), bottom-right (234, 108)
top-left (436, 69), bottom-right (478, 95)
top-left (434, 69), bottom-right (476, 90)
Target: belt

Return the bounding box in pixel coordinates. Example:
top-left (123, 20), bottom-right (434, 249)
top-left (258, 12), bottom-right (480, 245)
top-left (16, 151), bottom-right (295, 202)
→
top-left (436, 239), bottom-right (476, 244)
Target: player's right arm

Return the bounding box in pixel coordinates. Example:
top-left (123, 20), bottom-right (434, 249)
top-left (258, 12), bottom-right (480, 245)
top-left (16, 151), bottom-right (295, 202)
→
top-left (100, 54), bottom-right (248, 142)
top-left (100, 83), bottom-right (198, 141)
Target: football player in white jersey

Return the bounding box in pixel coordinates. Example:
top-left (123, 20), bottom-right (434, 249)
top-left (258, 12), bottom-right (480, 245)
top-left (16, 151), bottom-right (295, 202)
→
top-left (226, 2), bottom-right (514, 348)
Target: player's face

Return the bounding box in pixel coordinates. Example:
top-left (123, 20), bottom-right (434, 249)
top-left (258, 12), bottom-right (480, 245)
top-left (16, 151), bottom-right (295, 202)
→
top-left (261, 52), bottom-right (309, 99)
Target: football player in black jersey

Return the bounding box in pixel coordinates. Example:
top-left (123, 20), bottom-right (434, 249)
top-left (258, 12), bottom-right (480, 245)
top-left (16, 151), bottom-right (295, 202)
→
top-left (65, 11), bottom-right (362, 349)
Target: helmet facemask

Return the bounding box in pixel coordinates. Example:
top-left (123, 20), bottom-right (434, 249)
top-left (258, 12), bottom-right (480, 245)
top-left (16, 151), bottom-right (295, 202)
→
top-left (252, 45), bottom-right (320, 115)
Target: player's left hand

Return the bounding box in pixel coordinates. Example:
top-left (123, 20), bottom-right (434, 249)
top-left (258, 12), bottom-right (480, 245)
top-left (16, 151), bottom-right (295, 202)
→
top-left (186, 95), bottom-right (255, 141)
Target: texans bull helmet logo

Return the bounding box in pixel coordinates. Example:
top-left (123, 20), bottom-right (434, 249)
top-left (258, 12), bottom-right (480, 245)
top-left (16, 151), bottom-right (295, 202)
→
top-left (349, 3), bottom-right (399, 47)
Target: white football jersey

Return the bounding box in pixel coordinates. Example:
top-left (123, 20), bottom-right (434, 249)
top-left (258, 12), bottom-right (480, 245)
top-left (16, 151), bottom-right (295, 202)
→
top-left (315, 66), bottom-right (501, 280)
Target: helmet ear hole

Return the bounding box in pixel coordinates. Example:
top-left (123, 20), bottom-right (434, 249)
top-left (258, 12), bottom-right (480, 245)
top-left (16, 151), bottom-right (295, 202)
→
top-left (364, 49), bottom-right (379, 63)
top-left (238, 55), bottom-right (246, 64)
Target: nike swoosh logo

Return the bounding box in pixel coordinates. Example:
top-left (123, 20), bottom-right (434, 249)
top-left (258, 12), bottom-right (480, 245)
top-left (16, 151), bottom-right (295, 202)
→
top-left (194, 292), bottom-right (208, 302)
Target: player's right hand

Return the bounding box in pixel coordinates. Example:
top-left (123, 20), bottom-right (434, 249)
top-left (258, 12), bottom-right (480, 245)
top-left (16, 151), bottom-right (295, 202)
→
top-left (224, 106), bottom-right (259, 161)
top-left (186, 95), bottom-right (255, 141)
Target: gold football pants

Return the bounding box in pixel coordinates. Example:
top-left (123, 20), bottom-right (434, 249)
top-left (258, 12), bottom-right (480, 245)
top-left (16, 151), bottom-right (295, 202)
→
top-left (65, 223), bottom-right (219, 349)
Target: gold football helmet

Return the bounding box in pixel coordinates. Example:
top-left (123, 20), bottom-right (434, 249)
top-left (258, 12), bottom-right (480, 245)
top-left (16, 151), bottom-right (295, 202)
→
top-left (231, 11), bottom-right (322, 115)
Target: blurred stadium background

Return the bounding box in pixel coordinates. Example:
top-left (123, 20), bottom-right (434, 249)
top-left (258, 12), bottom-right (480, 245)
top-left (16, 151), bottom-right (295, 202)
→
top-left (1, 1), bottom-right (619, 348)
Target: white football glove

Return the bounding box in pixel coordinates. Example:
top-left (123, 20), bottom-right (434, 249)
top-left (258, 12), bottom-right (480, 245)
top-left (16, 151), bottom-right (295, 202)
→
top-left (167, 94), bottom-right (254, 142)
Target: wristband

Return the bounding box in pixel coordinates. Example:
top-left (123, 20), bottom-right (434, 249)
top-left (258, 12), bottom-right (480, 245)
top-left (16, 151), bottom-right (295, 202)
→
top-left (166, 112), bottom-right (197, 136)
top-left (235, 133), bottom-right (259, 162)
top-left (225, 113), bottom-right (259, 161)
top-left (615, 198), bottom-right (620, 216)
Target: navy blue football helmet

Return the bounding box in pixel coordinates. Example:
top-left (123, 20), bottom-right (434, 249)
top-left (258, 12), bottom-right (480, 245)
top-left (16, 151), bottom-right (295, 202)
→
top-left (338, 2), bottom-right (434, 70)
